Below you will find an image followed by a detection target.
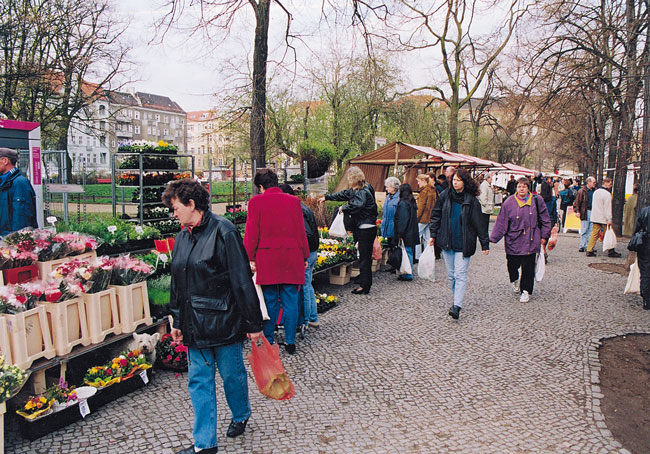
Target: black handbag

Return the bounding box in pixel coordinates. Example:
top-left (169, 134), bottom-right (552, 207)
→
top-left (628, 231), bottom-right (645, 252)
top-left (387, 244), bottom-right (403, 270)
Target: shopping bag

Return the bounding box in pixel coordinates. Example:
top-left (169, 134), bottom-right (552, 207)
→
top-left (547, 224), bottom-right (559, 251)
top-left (624, 259), bottom-right (641, 295)
top-left (603, 226), bottom-right (617, 251)
top-left (247, 337), bottom-right (295, 400)
top-left (399, 242), bottom-right (412, 275)
top-left (387, 246), bottom-right (402, 270)
top-left (417, 244), bottom-right (435, 281)
top-left (535, 245), bottom-right (545, 282)
top-left (329, 211), bottom-right (347, 238)
top-left (372, 237), bottom-right (382, 261)
top-left (252, 273), bottom-right (270, 321)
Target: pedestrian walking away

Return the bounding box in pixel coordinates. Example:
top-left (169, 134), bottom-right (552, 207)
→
top-left (478, 172), bottom-right (495, 230)
top-left (585, 177), bottom-right (621, 258)
top-left (394, 183), bottom-right (419, 281)
top-left (490, 177), bottom-right (552, 303)
top-left (415, 174), bottom-right (437, 258)
top-left (0, 147), bottom-right (38, 236)
top-left (245, 169), bottom-right (310, 355)
top-left (429, 168), bottom-right (489, 320)
top-left (573, 176), bottom-right (596, 252)
top-left (163, 179), bottom-right (265, 454)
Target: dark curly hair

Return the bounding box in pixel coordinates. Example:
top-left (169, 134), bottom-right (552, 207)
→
top-left (454, 168), bottom-right (480, 197)
top-left (161, 178), bottom-right (210, 212)
top-left (254, 169), bottom-right (279, 190)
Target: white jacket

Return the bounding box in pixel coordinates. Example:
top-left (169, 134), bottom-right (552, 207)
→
top-left (590, 187), bottom-right (612, 224)
top-left (478, 180), bottom-right (494, 214)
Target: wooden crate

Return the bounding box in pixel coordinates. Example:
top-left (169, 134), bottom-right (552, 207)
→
top-left (37, 298), bottom-right (91, 357)
top-left (328, 263), bottom-right (351, 286)
top-left (2, 306), bottom-right (55, 370)
top-left (111, 282), bottom-right (152, 333)
top-left (83, 288), bottom-right (121, 344)
top-left (36, 251), bottom-right (98, 280)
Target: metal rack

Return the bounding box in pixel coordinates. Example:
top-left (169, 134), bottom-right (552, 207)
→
top-left (111, 152), bottom-right (194, 225)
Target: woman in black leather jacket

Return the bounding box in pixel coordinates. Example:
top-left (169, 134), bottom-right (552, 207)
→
top-left (162, 179), bottom-right (264, 454)
top-left (322, 166), bottom-right (378, 294)
top-left (393, 183), bottom-right (419, 281)
top-left (633, 205), bottom-right (650, 309)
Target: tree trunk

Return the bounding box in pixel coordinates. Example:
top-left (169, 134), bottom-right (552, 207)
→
top-left (448, 104), bottom-right (459, 154)
top-left (639, 16), bottom-right (650, 211)
top-left (250, 0), bottom-right (270, 171)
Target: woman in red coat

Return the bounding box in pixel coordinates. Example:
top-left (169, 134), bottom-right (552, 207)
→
top-left (244, 169), bottom-right (309, 354)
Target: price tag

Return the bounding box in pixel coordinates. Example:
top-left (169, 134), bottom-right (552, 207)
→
top-left (107, 225), bottom-right (117, 233)
top-left (135, 226), bottom-right (144, 234)
top-left (46, 216), bottom-right (57, 225)
top-left (79, 400), bottom-right (91, 418)
top-left (159, 253), bottom-right (168, 263)
top-left (139, 370), bottom-right (149, 385)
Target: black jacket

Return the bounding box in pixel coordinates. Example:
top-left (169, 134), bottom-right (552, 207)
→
top-left (326, 183), bottom-right (378, 229)
top-left (394, 199), bottom-right (419, 247)
top-left (170, 210), bottom-right (264, 349)
top-left (634, 206), bottom-right (650, 258)
top-left (429, 189), bottom-right (489, 258)
top-left (301, 202), bottom-right (319, 252)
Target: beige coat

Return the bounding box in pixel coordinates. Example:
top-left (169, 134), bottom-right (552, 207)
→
top-left (623, 193), bottom-right (637, 236)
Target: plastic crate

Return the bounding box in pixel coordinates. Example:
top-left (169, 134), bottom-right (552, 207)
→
top-left (2, 264), bottom-right (38, 284)
top-left (328, 263), bottom-right (351, 286)
top-left (36, 251), bottom-right (97, 280)
top-left (111, 282), bottom-right (152, 333)
top-left (37, 298), bottom-right (91, 356)
top-left (83, 288), bottom-right (121, 344)
top-left (2, 306), bottom-right (55, 370)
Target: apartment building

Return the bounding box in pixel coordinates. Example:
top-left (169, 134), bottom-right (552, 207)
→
top-left (186, 110), bottom-right (233, 172)
top-left (67, 89), bottom-right (187, 173)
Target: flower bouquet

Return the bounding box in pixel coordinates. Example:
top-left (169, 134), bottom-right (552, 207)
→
top-left (0, 284), bottom-right (36, 314)
top-left (25, 278), bottom-right (85, 303)
top-left (0, 247), bottom-right (37, 270)
top-left (53, 232), bottom-right (98, 257)
top-left (84, 349), bottom-right (152, 388)
top-left (155, 333), bottom-right (188, 371)
top-left (51, 258), bottom-right (113, 294)
top-left (46, 377), bottom-right (78, 412)
top-left (109, 255), bottom-right (154, 286)
top-left (83, 365), bottom-right (120, 389)
top-left (0, 356), bottom-right (27, 402)
top-left (16, 395), bottom-right (52, 420)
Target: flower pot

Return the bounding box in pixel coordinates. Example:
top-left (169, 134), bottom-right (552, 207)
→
top-left (36, 251), bottom-right (97, 280)
top-left (2, 264), bottom-right (38, 285)
top-left (83, 288), bottom-right (121, 344)
top-left (2, 307), bottom-right (55, 370)
top-left (37, 298), bottom-right (91, 356)
top-left (110, 282), bottom-right (152, 333)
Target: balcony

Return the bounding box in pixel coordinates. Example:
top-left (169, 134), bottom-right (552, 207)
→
top-left (116, 130), bottom-right (133, 138)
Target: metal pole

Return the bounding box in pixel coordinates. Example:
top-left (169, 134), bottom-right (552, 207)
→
top-left (112, 153), bottom-right (116, 218)
top-left (232, 158), bottom-right (237, 208)
top-left (244, 161), bottom-right (249, 203)
top-left (303, 160), bottom-right (308, 193)
top-left (63, 151), bottom-right (69, 222)
top-left (139, 153), bottom-right (144, 225)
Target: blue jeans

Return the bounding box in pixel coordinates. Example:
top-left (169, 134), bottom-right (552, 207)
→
top-left (262, 284), bottom-right (299, 346)
top-left (303, 251), bottom-right (318, 324)
top-left (188, 343), bottom-right (250, 450)
top-left (417, 223), bottom-right (430, 259)
top-left (441, 250), bottom-right (471, 308)
top-left (400, 245), bottom-right (414, 279)
top-left (580, 210), bottom-right (592, 249)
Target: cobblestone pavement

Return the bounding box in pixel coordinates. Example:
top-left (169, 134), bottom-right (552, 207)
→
top-left (5, 233), bottom-right (649, 454)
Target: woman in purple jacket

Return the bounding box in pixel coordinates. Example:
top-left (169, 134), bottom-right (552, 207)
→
top-left (490, 177), bottom-right (552, 303)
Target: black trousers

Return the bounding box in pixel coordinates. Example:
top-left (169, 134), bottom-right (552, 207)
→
top-left (506, 253), bottom-right (537, 294)
top-left (639, 250), bottom-right (650, 307)
top-left (354, 228), bottom-right (376, 291)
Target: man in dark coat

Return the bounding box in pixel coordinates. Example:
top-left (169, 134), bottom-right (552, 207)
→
top-left (634, 205), bottom-right (650, 309)
top-left (0, 148), bottom-right (37, 236)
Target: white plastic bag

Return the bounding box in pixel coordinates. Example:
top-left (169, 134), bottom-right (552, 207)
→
top-left (602, 226), bottom-right (617, 251)
top-left (624, 259), bottom-right (641, 295)
top-left (535, 246), bottom-right (545, 282)
top-left (329, 211), bottom-right (347, 238)
top-left (399, 242), bottom-right (412, 275)
top-left (417, 244), bottom-right (435, 281)
top-left (252, 272), bottom-right (270, 320)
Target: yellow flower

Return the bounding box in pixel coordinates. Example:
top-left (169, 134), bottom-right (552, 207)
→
top-left (25, 401), bottom-right (34, 410)
top-left (39, 396), bottom-right (47, 403)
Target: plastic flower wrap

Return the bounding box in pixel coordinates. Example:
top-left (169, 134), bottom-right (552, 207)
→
top-left (0, 284), bottom-right (36, 314)
top-left (51, 257), bottom-right (113, 294)
top-left (29, 278), bottom-right (85, 303)
top-left (84, 349), bottom-right (152, 388)
top-left (53, 232), bottom-right (98, 256)
top-left (0, 356), bottom-right (27, 402)
top-left (109, 255), bottom-right (154, 286)
top-left (16, 395), bottom-right (52, 419)
top-left (155, 333), bottom-right (188, 370)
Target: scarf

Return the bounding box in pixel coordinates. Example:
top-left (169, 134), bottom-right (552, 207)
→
top-left (514, 193), bottom-right (531, 208)
top-left (450, 188), bottom-right (465, 204)
top-left (0, 167), bottom-right (18, 187)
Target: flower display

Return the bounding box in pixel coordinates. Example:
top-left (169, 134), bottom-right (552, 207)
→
top-left (16, 395), bottom-right (52, 420)
top-left (0, 228), bottom-right (99, 262)
top-left (45, 376), bottom-right (77, 405)
top-left (109, 255), bottom-right (154, 285)
top-left (51, 257), bottom-right (113, 294)
top-left (84, 349), bottom-right (152, 388)
top-left (314, 237), bottom-right (357, 272)
top-left (0, 246), bottom-right (37, 269)
top-left (155, 333), bottom-right (188, 370)
top-left (316, 293), bottom-right (338, 313)
top-left (0, 356), bottom-right (26, 402)
top-left (0, 284), bottom-right (36, 314)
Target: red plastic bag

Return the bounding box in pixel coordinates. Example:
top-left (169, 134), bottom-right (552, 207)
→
top-left (372, 237), bottom-right (382, 261)
top-left (247, 337), bottom-right (295, 400)
top-left (547, 224), bottom-right (559, 251)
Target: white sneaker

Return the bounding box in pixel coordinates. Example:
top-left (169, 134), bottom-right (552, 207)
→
top-left (511, 281), bottom-right (520, 294)
top-left (519, 291), bottom-right (530, 303)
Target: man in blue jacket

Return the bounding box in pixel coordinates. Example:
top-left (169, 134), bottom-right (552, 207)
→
top-left (0, 148), bottom-right (38, 236)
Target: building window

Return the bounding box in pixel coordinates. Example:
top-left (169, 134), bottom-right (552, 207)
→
top-left (155, 114), bottom-right (160, 121)
top-left (134, 111), bottom-right (140, 119)
top-left (99, 121), bottom-right (105, 130)
top-left (218, 158), bottom-right (223, 166)
top-left (164, 128), bottom-right (169, 136)
top-left (99, 105), bottom-right (106, 115)
top-left (100, 136), bottom-right (106, 146)
top-left (134, 125), bottom-right (140, 134)
top-left (164, 116), bottom-right (169, 123)
top-left (147, 127), bottom-right (151, 135)
top-left (128, 124), bottom-right (133, 132)
top-left (128, 110), bottom-right (133, 118)
top-left (100, 153), bottom-right (106, 164)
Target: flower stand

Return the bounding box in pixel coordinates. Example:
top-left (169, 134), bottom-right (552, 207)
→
top-left (2, 307), bottom-right (56, 370)
top-left (37, 298), bottom-right (91, 356)
top-left (36, 251), bottom-right (98, 280)
top-left (111, 282), bottom-right (152, 333)
top-left (83, 288), bottom-right (121, 344)
top-left (0, 317), bottom-right (12, 366)
top-left (328, 263), bottom-right (351, 286)
top-left (1, 265), bottom-right (38, 285)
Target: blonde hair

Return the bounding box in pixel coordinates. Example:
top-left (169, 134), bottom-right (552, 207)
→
top-left (417, 173), bottom-right (436, 189)
top-left (346, 166), bottom-right (366, 189)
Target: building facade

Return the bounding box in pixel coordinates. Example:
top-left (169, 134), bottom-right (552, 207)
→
top-left (186, 110), bottom-right (233, 173)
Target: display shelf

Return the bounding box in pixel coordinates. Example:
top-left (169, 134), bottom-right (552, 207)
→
top-left (115, 168), bottom-right (190, 172)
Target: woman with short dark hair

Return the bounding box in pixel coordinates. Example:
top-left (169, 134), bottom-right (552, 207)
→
top-left (394, 183), bottom-right (419, 281)
top-left (163, 178), bottom-right (264, 454)
top-left (429, 168), bottom-right (489, 320)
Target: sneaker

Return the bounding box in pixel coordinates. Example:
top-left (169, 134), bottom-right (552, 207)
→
top-left (607, 250), bottom-right (622, 258)
top-left (308, 321), bottom-right (320, 328)
top-left (448, 305), bottom-right (461, 320)
top-left (511, 281), bottom-right (520, 294)
top-left (520, 291), bottom-right (530, 303)
top-left (586, 251), bottom-right (596, 257)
